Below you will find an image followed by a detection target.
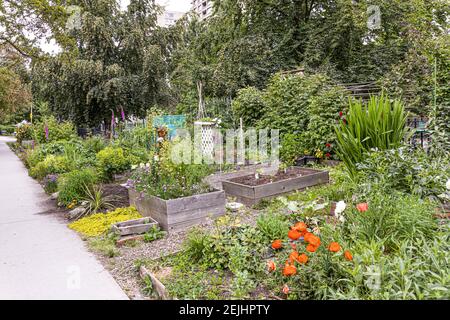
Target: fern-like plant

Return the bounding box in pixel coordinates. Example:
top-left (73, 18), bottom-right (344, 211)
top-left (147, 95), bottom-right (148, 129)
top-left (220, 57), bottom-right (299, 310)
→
top-left (335, 94), bottom-right (411, 177)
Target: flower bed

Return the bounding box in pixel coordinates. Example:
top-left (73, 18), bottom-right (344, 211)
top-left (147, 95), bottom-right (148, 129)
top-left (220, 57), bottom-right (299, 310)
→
top-left (129, 188), bottom-right (226, 231)
top-left (222, 167), bottom-right (329, 206)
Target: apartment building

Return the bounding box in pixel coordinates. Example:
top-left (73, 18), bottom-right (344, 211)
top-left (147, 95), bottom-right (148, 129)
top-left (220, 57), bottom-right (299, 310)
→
top-left (157, 10), bottom-right (184, 27)
top-left (192, 0), bottom-right (213, 20)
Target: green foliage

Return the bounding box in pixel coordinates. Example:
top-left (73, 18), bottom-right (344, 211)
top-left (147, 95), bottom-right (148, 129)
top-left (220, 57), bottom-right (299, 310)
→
top-left (87, 235), bottom-right (120, 258)
top-left (79, 185), bottom-right (117, 218)
top-left (83, 136), bottom-right (107, 154)
top-left (33, 116), bottom-right (76, 143)
top-left (258, 73), bottom-right (329, 135)
top-left (345, 191), bottom-right (438, 251)
top-left (29, 155), bottom-right (72, 180)
top-left (256, 212), bottom-right (290, 242)
top-left (96, 147), bottom-right (130, 182)
top-left (231, 87), bottom-right (266, 127)
top-left (57, 168), bottom-right (98, 206)
top-left (143, 226), bottom-right (166, 243)
top-left (0, 124), bottom-right (15, 135)
top-left (303, 86), bottom-right (348, 153)
top-left (280, 133), bottom-right (306, 165)
top-left (15, 123), bottom-right (33, 144)
top-left (69, 206), bottom-right (142, 237)
top-left (131, 141), bottom-right (214, 200)
top-left (356, 148), bottom-right (450, 200)
top-left (335, 95), bottom-right (410, 176)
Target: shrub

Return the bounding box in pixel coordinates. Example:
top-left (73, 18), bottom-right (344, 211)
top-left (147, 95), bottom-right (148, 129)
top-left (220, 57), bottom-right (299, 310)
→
top-left (232, 87), bottom-right (267, 127)
top-left (280, 133), bottom-right (307, 165)
top-left (16, 123), bottom-right (33, 144)
top-left (96, 147), bottom-right (130, 182)
top-left (335, 94), bottom-right (410, 176)
top-left (57, 168), bottom-right (98, 206)
top-left (29, 155), bottom-right (72, 180)
top-left (42, 174), bottom-right (58, 194)
top-left (257, 73), bottom-right (330, 135)
top-left (356, 147), bottom-right (450, 199)
top-left (302, 85), bottom-right (348, 156)
top-left (33, 116), bottom-right (76, 143)
top-left (68, 206), bottom-right (142, 237)
top-left (0, 124), bottom-right (15, 135)
top-left (83, 136), bottom-right (107, 154)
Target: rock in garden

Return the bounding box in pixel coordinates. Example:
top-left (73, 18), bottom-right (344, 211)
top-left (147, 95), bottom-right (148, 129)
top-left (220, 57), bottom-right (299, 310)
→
top-left (67, 207), bottom-right (85, 220)
top-left (226, 202), bottom-right (244, 212)
top-left (50, 192), bottom-right (59, 200)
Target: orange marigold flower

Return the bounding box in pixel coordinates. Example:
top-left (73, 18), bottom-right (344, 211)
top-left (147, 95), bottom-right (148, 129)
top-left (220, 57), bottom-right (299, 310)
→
top-left (289, 251), bottom-right (299, 263)
top-left (308, 235), bottom-right (321, 247)
top-left (282, 264), bottom-right (297, 277)
top-left (328, 242), bottom-right (341, 252)
top-left (356, 203), bottom-right (369, 213)
top-left (306, 244), bottom-right (318, 253)
top-left (303, 232), bottom-right (313, 242)
top-left (344, 250), bottom-right (353, 261)
top-left (293, 222), bottom-right (307, 232)
top-left (271, 239), bottom-right (283, 250)
top-left (297, 253), bottom-right (308, 264)
top-left (288, 229), bottom-right (302, 241)
top-left (282, 284), bottom-right (290, 295)
top-left (267, 260), bottom-right (277, 272)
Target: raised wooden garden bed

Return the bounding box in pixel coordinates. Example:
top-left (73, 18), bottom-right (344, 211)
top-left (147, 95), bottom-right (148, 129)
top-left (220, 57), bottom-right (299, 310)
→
top-left (111, 217), bottom-right (158, 237)
top-left (221, 167), bottom-right (329, 206)
top-left (128, 189), bottom-right (226, 231)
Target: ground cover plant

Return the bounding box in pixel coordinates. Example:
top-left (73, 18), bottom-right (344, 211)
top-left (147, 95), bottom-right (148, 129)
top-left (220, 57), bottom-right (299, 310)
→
top-left (69, 206), bottom-right (142, 237)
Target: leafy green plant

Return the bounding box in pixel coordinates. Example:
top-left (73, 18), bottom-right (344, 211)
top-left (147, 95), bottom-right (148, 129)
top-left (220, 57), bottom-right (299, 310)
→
top-left (33, 116), bottom-right (76, 143)
top-left (29, 155), bottom-right (72, 180)
top-left (356, 147), bottom-right (450, 200)
top-left (280, 133), bottom-right (307, 165)
top-left (335, 94), bottom-right (410, 176)
top-left (57, 168), bottom-right (98, 206)
top-left (256, 212), bottom-right (290, 242)
top-left (69, 206), bottom-right (142, 237)
top-left (15, 123), bottom-right (33, 144)
top-left (143, 226), bottom-right (166, 243)
top-left (79, 184), bottom-right (117, 218)
top-left (87, 235), bottom-right (120, 258)
top-left (96, 147), bottom-right (130, 182)
top-left (232, 87), bottom-right (267, 127)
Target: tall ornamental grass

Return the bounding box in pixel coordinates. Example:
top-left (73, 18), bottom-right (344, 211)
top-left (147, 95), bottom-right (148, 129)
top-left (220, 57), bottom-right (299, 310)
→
top-left (335, 95), bottom-right (410, 176)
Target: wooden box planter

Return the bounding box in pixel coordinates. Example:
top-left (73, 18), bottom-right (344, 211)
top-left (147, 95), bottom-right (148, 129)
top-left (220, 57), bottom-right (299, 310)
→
top-left (128, 188), bottom-right (226, 231)
top-left (221, 167), bottom-right (329, 207)
top-left (111, 217), bottom-right (159, 237)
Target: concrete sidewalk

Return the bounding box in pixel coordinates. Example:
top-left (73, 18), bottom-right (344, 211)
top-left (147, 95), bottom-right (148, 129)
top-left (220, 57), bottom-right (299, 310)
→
top-left (0, 136), bottom-right (128, 300)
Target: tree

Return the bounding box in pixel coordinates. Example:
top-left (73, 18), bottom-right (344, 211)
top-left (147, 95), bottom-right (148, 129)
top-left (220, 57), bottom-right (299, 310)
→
top-left (32, 0), bottom-right (171, 126)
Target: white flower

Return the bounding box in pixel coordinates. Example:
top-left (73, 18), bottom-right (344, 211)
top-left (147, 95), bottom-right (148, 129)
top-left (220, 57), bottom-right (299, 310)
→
top-left (338, 215), bottom-right (346, 223)
top-left (157, 137), bottom-right (164, 143)
top-left (154, 155), bottom-right (159, 162)
top-left (139, 163), bottom-right (145, 168)
top-left (446, 179), bottom-right (450, 190)
top-left (335, 201), bottom-right (346, 215)
top-left (131, 165), bottom-right (137, 170)
top-left (145, 163), bottom-right (150, 168)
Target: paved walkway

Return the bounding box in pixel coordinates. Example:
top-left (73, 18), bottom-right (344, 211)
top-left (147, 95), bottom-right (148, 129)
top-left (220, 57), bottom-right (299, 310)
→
top-left (0, 136), bottom-right (128, 300)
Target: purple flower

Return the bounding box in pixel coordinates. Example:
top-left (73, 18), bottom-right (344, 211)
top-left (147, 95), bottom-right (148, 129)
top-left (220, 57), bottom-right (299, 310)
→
top-left (44, 125), bottom-right (49, 140)
top-left (120, 107), bottom-right (125, 122)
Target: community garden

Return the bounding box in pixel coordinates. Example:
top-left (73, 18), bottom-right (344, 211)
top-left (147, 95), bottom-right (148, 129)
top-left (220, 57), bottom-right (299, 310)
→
top-left (0, 0), bottom-right (449, 301)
